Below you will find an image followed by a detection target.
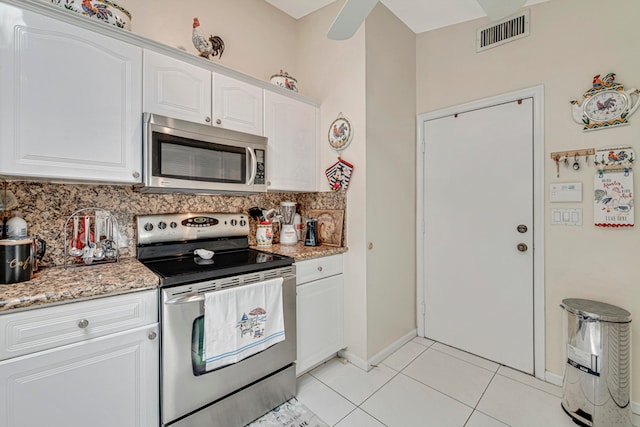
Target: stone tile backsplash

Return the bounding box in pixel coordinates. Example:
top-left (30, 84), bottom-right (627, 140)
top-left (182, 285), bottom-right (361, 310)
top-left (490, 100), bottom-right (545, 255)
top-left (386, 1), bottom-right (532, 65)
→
top-left (2, 182), bottom-right (346, 267)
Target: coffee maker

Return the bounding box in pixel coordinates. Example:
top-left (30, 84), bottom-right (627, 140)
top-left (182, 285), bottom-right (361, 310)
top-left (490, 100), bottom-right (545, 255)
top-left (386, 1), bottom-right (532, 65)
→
top-left (279, 201), bottom-right (298, 245)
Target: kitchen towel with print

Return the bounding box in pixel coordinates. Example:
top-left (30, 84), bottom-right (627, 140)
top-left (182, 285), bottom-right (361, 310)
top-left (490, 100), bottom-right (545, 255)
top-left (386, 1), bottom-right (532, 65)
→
top-left (204, 277), bottom-right (285, 371)
top-left (594, 171), bottom-right (634, 227)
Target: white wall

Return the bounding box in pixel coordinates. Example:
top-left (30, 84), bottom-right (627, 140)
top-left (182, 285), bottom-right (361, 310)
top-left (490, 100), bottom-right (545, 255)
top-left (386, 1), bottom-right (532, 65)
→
top-left (365, 5), bottom-right (417, 357)
top-left (417, 0), bottom-right (640, 398)
top-left (118, 0), bottom-right (298, 84)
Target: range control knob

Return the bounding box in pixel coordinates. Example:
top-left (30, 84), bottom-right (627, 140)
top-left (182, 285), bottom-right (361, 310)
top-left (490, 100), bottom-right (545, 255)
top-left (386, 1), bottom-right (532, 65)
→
top-left (230, 219), bottom-right (238, 226)
top-left (158, 221), bottom-right (167, 230)
top-left (170, 222), bottom-right (178, 229)
top-left (144, 223), bottom-right (154, 232)
top-left (240, 219), bottom-right (247, 227)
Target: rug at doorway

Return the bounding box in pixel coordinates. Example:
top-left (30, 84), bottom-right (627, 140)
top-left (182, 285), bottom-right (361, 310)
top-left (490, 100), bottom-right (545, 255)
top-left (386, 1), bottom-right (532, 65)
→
top-left (245, 398), bottom-right (329, 427)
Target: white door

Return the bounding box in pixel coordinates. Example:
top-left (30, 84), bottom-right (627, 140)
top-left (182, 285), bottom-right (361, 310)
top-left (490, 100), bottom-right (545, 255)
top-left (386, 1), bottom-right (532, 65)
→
top-left (423, 99), bottom-right (534, 373)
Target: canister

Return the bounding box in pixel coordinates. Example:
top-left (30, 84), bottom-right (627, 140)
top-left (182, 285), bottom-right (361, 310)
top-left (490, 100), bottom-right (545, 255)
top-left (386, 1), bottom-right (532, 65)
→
top-left (256, 222), bottom-right (273, 247)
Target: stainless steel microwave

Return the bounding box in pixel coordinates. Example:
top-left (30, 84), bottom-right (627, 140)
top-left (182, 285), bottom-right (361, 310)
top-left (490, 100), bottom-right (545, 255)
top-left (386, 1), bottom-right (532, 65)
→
top-left (137, 113), bottom-right (267, 194)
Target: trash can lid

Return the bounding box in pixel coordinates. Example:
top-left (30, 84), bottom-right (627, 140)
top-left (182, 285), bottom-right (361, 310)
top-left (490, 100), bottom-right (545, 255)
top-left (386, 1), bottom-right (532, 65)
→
top-left (561, 298), bottom-right (631, 323)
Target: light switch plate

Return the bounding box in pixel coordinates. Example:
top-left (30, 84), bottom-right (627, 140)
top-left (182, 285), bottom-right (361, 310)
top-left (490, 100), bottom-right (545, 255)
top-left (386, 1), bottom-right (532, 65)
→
top-left (550, 182), bottom-right (582, 202)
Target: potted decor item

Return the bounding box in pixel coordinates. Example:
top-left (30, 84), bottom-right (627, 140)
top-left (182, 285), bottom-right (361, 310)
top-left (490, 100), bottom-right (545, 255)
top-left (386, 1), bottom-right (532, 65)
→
top-left (270, 70), bottom-right (298, 92)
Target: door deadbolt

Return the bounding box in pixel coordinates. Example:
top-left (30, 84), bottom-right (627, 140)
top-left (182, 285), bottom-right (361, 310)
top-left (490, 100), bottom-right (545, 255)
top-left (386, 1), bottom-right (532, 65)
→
top-left (517, 224), bottom-right (528, 233)
top-left (517, 243), bottom-right (528, 252)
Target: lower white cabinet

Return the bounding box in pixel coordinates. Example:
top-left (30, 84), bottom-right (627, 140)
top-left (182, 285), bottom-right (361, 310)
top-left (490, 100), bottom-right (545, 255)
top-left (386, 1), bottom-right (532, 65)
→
top-left (0, 291), bottom-right (158, 427)
top-left (296, 255), bottom-right (344, 375)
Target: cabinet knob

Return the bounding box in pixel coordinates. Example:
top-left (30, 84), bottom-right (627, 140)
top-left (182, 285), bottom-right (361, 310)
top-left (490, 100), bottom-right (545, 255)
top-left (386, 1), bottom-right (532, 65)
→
top-left (132, 171), bottom-right (140, 179)
top-left (78, 319), bottom-right (89, 329)
top-left (317, 266), bottom-right (323, 272)
top-left (216, 118), bottom-right (222, 125)
top-left (148, 331), bottom-right (157, 340)
top-left (205, 116), bottom-right (211, 123)
top-left (368, 242), bottom-right (374, 250)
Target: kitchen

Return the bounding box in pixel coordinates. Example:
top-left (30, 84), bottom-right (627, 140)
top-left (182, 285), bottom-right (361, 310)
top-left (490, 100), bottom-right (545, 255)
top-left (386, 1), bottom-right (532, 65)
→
top-left (0, 0), bottom-right (639, 426)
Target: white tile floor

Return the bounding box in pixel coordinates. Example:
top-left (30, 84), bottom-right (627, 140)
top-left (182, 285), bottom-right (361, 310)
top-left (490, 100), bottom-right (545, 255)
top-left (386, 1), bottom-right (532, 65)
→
top-left (295, 337), bottom-right (578, 427)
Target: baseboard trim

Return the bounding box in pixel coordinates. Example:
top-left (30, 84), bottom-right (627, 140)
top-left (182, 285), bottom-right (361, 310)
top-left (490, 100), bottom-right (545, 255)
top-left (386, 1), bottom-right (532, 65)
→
top-left (339, 329), bottom-right (417, 372)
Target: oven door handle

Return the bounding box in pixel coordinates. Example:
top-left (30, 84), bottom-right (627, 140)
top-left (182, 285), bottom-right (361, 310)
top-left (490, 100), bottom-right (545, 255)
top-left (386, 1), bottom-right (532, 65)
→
top-left (165, 294), bottom-right (205, 305)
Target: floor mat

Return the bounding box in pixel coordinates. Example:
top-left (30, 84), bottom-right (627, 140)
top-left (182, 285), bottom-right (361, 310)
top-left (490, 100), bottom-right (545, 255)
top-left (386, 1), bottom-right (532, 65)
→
top-left (246, 398), bottom-right (329, 427)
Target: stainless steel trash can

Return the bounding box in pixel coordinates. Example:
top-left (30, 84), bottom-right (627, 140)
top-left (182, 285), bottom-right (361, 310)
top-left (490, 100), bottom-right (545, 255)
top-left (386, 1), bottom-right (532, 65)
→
top-left (560, 298), bottom-right (632, 427)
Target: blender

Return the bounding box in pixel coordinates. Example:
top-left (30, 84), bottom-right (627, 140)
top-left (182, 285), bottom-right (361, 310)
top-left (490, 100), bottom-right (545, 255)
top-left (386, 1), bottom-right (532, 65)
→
top-left (279, 201), bottom-right (298, 245)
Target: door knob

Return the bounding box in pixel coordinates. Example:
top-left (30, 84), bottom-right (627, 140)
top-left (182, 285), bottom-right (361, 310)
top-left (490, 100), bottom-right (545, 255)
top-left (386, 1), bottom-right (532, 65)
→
top-left (517, 243), bottom-right (528, 252)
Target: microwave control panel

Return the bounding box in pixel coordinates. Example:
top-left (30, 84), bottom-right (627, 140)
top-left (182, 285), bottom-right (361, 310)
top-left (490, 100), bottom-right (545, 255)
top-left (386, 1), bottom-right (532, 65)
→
top-left (255, 149), bottom-right (265, 185)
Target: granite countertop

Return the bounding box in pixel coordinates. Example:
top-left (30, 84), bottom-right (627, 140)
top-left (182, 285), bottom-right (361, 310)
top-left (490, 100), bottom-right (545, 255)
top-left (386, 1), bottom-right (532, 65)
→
top-left (251, 242), bottom-right (348, 261)
top-left (0, 258), bottom-right (159, 313)
top-left (0, 245), bottom-right (346, 314)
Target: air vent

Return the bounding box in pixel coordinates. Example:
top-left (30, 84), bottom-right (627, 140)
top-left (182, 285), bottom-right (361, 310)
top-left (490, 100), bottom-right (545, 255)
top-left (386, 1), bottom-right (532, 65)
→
top-left (476, 9), bottom-right (529, 52)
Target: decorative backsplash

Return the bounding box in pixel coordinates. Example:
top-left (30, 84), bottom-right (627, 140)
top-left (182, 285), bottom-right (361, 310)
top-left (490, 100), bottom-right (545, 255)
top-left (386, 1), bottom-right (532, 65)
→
top-left (3, 182), bottom-right (346, 267)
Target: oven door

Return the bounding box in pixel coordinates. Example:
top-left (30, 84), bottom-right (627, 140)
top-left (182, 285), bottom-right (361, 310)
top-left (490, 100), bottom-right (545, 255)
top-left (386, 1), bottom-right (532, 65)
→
top-left (160, 268), bottom-right (296, 426)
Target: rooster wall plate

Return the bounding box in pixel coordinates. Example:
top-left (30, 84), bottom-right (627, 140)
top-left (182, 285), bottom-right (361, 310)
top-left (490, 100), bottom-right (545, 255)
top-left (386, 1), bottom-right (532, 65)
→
top-left (328, 114), bottom-right (352, 151)
top-left (570, 73), bottom-right (640, 131)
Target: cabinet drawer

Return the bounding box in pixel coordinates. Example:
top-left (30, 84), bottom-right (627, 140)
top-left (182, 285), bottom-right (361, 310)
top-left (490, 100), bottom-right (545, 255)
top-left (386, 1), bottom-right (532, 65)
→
top-left (295, 255), bottom-right (343, 285)
top-left (0, 290), bottom-right (157, 361)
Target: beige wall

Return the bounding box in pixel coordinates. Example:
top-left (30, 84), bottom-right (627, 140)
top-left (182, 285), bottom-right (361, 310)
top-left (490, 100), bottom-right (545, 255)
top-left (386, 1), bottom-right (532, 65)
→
top-left (365, 5), bottom-right (416, 357)
top-left (297, 1), bottom-right (369, 360)
top-left (119, 0), bottom-right (299, 84)
top-left (417, 0), bottom-right (640, 397)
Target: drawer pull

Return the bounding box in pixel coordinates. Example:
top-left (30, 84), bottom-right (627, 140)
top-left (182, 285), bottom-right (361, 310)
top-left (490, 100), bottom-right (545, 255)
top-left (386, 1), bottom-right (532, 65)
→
top-left (78, 319), bottom-right (89, 329)
top-left (317, 266), bottom-right (323, 272)
top-left (148, 331), bottom-right (157, 340)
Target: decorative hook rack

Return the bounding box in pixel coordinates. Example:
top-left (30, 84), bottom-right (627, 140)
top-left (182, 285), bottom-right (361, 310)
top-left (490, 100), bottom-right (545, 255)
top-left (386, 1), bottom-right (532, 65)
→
top-left (550, 148), bottom-right (595, 178)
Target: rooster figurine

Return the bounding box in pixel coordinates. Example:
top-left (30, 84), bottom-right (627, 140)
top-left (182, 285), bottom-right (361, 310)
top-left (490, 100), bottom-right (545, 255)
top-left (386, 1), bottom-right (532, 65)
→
top-left (192, 17), bottom-right (225, 59)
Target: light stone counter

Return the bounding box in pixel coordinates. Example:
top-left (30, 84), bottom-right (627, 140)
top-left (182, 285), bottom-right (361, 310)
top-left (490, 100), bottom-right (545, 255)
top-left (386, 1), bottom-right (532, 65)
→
top-left (252, 242), bottom-right (347, 261)
top-left (0, 258), bottom-right (159, 313)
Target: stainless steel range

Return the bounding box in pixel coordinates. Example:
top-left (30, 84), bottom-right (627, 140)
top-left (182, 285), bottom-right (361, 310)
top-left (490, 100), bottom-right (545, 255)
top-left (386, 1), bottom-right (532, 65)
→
top-left (136, 213), bottom-right (296, 427)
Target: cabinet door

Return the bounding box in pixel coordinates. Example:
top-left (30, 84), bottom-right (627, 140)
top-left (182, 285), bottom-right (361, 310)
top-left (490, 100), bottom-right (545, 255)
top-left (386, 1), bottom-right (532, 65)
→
top-left (0, 4), bottom-right (142, 183)
top-left (296, 275), bottom-right (344, 375)
top-left (143, 49), bottom-right (212, 125)
top-left (264, 91), bottom-right (319, 192)
top-left (212, 73), bottom-right (263, 135)
top-left (0, 324), bottom-right (159, 427)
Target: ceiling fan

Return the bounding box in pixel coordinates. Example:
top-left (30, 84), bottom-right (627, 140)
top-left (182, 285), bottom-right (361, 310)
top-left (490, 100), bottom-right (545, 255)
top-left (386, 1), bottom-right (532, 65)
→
top-left (327, 0), bottom-right (528, 40)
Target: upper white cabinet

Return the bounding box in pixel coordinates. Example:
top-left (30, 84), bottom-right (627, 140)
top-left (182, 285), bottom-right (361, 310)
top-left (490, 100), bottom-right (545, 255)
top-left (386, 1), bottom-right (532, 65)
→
top-left (144, 50), bottom-right (263, 135)
top-left (143, 50), bottom-right (212, 125)
top-left (213, 73), bottom-right (264, 135)
top-left (264, 90), bottom-right (319, 192)
top-left (0, 4), bottom-right (143, 183)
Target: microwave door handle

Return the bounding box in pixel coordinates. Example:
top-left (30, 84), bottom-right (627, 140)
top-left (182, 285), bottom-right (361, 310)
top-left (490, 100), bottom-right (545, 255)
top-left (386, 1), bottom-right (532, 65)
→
top-left (247, 147), bottom-right (257, 185)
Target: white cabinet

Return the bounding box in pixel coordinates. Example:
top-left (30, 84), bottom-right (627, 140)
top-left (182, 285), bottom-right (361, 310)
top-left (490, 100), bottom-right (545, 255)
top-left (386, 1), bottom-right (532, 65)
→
top-left (264, 90), bottom-right (319, 192)
top-left (144, 50), bottom-right (263, 135)
top-left (0, 4), bottom-right (143, 184)
top-left (143, 50), bottom-right (212, 125)
top-left (0, 291), bottom-right (159, 427)
top-left (296, 255), bottom-right (344, 375)
top-left (213, 73), bottom-right (264, 135)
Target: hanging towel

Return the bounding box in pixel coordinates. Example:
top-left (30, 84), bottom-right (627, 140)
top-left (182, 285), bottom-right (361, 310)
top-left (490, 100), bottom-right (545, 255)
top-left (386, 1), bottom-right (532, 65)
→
top-left (204, 277), bottom-right (285, 371)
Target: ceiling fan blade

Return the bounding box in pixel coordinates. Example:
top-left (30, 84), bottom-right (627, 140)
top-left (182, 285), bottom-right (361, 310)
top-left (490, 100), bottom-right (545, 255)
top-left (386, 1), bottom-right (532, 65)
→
top-left (477, 0), bottom-right (527, 21)
top-left (327, 0), bottom-right (378, 40)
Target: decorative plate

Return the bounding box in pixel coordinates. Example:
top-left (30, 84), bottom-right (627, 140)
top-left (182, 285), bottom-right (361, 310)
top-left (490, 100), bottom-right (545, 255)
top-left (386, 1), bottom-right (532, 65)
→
top-left (46, 0), bottom-right (132, 30)
top-left (328, 114), bottom-right (352, 151)
top-left (270, 70), bottom-right (298, 92)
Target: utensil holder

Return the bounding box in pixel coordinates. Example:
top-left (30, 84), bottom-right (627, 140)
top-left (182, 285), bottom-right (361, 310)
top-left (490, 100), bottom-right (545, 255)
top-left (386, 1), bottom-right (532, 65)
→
top-left (63, 207), bottom-right (119, 269)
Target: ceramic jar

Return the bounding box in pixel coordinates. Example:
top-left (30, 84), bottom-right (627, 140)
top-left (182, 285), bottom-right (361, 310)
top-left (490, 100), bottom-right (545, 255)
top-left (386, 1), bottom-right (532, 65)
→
top-left (256, 222), bottom-right (273, 247)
